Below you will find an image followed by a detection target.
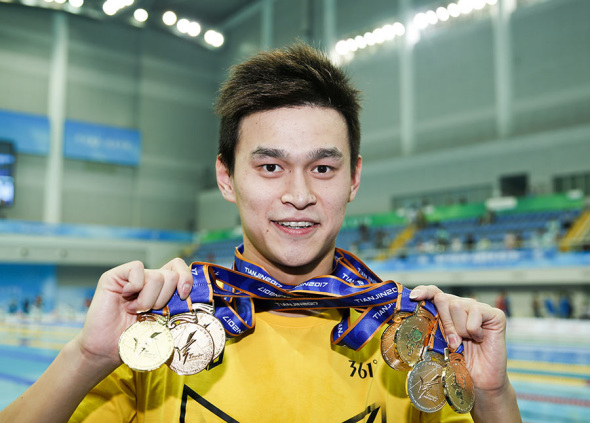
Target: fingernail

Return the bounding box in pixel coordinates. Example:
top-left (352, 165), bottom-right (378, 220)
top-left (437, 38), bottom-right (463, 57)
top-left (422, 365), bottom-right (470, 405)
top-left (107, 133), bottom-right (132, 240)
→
top-left (127, 305), bottom-right (144, 314)
top-left (182, 282), bottom-right (192, 298)
top-left (409, 288), bottom-right (422, 299)
top-left (448, 333), bottom-right (460, 349)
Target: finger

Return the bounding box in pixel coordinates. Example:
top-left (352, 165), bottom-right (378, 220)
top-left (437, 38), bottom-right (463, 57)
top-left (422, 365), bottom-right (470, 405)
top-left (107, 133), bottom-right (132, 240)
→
top-left (466, 302), bottom-right (506, 340)
top-left (409, 284), bottom-right (443, 301)
top-left (464, 302), bottom-right (485, 343)
top-left (151, 269), bottom-right (181, 310)
top-left (114, 261), bottom-right (146, 297)
top-left (447, 299), bottom-right (482, 342)
top-left (161, 257), bottom-right (193, 299)
top-left (432, 292), bottom-right (463, 350)
top-left (126, 270), bottom-right (165, 314)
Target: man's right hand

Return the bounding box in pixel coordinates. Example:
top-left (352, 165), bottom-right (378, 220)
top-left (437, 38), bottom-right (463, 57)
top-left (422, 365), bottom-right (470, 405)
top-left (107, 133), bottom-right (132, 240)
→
top-left (0, 258), bottom-right (194, 423)
top-left (73, 257), bottom-right (194, 371)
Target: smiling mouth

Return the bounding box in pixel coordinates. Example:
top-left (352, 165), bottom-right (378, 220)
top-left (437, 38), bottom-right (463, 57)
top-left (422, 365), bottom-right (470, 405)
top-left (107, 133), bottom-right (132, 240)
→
top-left (274, 221), bottom-right (317, 229)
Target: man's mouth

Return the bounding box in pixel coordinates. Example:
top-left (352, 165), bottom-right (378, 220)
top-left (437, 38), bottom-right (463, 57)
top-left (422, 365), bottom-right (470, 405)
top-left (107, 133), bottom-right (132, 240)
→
top-left (275, 221), bottom-right (316, 229)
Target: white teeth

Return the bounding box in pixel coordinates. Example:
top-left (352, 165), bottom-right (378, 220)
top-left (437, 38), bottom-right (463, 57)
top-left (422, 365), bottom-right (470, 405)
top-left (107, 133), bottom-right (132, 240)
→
top-left (278, 221), bottom-right (313, 228)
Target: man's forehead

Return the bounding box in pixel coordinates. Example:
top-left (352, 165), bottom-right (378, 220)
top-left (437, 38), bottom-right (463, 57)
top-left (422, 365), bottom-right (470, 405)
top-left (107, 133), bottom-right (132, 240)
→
top-left (235, 106), bottom-right (351, 160)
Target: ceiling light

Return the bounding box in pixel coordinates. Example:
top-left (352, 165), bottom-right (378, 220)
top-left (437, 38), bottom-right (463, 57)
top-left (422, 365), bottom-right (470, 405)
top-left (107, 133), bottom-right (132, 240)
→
top-left (103, 1), bottom-right (118, 16)
top-left (162, 11), bottom-right (177, 26)
top-left (458, 0), bottom-right (474, 15)
top-left (188, 21), bottom-right (201, 37)
top-left (382, 24), bottom-right (395, 40)
top-left (414, 13), bottom-right (428, 30)
top-left (177, 18), bottom-right (190, 34)
top-left (204, 30), bottom-right (224, 47)
top-left (345, 38), bottom-right (358, 52)
top-left (133, 8), bottom-right (147, 22)
top-left (436, 6), bottom-right (450, 21)
top-left (354, 35), bottom-right (367, 49)
top-left (393, 22), bottom-right (405, 36)
top-left (372, 28), bottom-right (386, 44)
top-left (426, 10), bottom-right (438, 25)
top-left (69, 0), bottom-right (83, 7)
top-left (363, 31), bottom-right (376, 46)
top-left (447, 3), bottom-right (461, 18)
top-left (335, 40), bottom-right (348, 55)
top-left (473, 0), bottom-right (486, 9)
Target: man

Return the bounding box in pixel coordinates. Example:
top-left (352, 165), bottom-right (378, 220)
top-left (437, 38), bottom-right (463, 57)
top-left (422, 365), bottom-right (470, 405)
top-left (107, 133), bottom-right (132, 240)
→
top-left (0, 43), bottom-right (521, 422)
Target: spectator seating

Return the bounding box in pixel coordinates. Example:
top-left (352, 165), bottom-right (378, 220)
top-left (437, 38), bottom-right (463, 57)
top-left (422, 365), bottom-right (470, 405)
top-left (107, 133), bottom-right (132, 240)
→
top-left (190, 193), bottom-right (586, 265)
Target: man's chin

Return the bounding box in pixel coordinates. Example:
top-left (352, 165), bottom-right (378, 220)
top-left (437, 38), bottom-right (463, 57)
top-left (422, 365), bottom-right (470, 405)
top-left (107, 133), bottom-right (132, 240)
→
top-left (272, 249), bottom-right (334, 274)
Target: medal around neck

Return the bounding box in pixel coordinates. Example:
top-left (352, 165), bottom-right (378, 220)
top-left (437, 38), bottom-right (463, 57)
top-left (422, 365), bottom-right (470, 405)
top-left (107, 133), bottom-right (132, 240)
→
top-left (442, 350), bottom-right (475, 414)
top-left (381, 314), bottom-right (412, 371)
top-left (118, 313), bottom-right (174, 371)
top-left (393, 309), bottom-right (434, 369)
top-left (406, 352), bottom-right (447, 413)
top-left (195, 311), bottom-right (226, 360)
top-left (167, 312), bottom-right (215, 375)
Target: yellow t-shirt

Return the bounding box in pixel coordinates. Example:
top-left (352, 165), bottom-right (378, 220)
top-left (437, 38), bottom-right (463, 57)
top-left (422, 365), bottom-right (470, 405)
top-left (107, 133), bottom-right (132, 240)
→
top-left (71, 310), bottom-right (472, 422)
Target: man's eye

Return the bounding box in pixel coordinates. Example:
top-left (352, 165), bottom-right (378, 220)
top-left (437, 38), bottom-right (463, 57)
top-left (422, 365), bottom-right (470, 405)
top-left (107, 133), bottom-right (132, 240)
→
top-left (314, 165), bottom-right (333, 174)
top-left (262, 164), bottom-right (280, 172)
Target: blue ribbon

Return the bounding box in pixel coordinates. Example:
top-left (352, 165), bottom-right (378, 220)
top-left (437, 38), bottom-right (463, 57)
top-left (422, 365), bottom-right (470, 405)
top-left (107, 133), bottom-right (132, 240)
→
top-left (431, 322), bottom-right (464, 355)
top-left (185, 245), bottom-right (452, 352)
top-left (153, 266), bottom-right (213, 316)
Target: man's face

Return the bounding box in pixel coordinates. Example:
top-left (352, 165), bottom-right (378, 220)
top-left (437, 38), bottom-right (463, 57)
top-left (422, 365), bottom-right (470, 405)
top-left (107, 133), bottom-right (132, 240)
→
top-left (216, 106), bottom-right (362, 282)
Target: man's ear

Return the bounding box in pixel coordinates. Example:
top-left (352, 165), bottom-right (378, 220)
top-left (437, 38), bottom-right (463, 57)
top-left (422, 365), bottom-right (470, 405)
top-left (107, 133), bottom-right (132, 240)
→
top-left (216, 156), bottom-right (237, 203)
top-left (348, 156), bottom-right (362, 203)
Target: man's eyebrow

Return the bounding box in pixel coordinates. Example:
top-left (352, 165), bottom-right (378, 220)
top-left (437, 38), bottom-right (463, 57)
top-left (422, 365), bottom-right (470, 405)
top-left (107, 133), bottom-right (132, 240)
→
top-left (308, 147), bottom-right (344, 161)
top-left (250, 147), bottom-right (288, 159)
top-left (250, 146), bottom-right (344, 161)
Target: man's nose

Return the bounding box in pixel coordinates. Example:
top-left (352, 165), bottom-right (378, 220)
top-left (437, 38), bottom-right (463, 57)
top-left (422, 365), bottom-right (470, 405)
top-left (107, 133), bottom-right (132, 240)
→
top-left (280, 171), bottom-right (317, 209)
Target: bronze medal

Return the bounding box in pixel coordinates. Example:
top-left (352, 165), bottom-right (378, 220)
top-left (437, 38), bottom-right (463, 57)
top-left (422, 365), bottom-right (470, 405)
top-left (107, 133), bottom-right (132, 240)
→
top-left (118, 316), bottom-right (174, 372)
top-left (381, 317), bottom-right (412, 371)
top-left (195, 311), bottom-right (226, 360)
top-left (167, 315), bottom-right (215, 375)
top-left (442, 355), bottom-right (475, 413)
top-left (394, 314), bottom-right (432, 368)
top-left (406, 359), bottom-right (447, 413)
top-left (381, 319), bottom-right (400, 366)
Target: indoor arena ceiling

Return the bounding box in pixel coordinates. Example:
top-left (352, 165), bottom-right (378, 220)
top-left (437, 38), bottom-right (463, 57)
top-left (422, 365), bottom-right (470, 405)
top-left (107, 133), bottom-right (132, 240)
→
top-left (5, 0), bottom-right (261, 49)
top-left (144, 0), bottom-right (253, 25)
top-left (72, 0), bottom-right (259, 26)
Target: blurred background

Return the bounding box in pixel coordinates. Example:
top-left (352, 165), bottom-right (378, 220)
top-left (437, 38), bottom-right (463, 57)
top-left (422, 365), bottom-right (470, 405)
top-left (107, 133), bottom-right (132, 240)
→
top-left (0, 0), bottom-right (588, 421)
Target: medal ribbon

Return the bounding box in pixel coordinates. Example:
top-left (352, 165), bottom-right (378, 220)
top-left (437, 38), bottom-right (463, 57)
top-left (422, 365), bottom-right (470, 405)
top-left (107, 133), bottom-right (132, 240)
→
top-left (432, 319), bottom-right (464, 354)
top-left (152, 267), bottom-right (214, 316)
top-left (187, 245), bottom-right (446, 351)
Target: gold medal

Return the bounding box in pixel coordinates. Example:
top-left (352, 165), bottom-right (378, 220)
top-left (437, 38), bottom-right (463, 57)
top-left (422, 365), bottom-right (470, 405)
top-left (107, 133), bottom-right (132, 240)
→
top-left (406, 356), bottom-right (447, 413)
top-left (442, 351), bottom-right (475, 413)
top-left (118, 313), bottom-right (174, 372)
top-left (167, 313), bottom-right (215, 375)
top-left (393, 309), bottom-right (435, 368)
top-left (195, 311), bottom-right (226, 360)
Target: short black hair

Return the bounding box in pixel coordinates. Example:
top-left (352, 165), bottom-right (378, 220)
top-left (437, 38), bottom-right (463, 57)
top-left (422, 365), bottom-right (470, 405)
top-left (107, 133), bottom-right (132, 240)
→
top-left (215, 42), bottom-right (361, 175)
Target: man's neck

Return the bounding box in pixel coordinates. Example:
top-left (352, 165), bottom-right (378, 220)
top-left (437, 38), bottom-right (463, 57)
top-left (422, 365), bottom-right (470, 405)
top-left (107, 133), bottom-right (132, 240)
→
top-left (238, 247), bottom-right (340, 318)
top-left (241, 248), bottom-right (336, 286)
